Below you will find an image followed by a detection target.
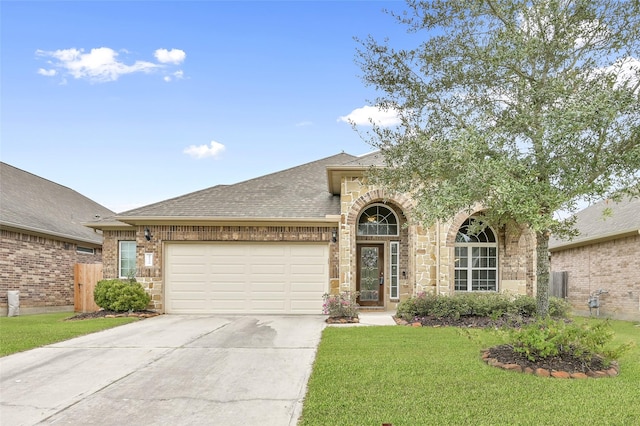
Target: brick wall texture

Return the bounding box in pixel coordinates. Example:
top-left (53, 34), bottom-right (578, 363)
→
top-left (551, 234), bottom-right (640, 321)
top-left (0, 229), bottom-right (102, 312)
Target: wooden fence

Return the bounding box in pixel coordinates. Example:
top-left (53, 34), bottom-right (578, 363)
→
top-left (550, 271), bottom-right (569, 299)
top-left (74, 263), bottom-right (102, 312)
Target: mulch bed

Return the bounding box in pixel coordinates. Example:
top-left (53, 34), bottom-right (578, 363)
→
top-left (325, 316), bottom-right (359, 324)
top-left (65, 310), bottom-right (161, 321)
top-left (397, 315), bottom-right (618, 378)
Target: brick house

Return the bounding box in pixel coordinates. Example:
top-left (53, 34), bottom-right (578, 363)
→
top-left (87, 152), bottom-right (536, 314)
top-left (550, 196), bottom-right (640, 321)
top-left (0, 162), bottom-right (113, 315)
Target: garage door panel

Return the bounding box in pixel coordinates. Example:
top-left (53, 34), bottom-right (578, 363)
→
top-left (291, 264), bottom-right (325, 274)
top-left (170, 283), bottom-right (205, 292)
top-left (251, 301), bottom-right (286, 311)
top-left (209, 264), bottom-right (246, 273)
top-left (250, 264), bottom-right (286, 274)
top-left (207, 283), bottom-right (243, 292)
top-left (290, 282), bottom-right (325, 292)
top-left (251, 282), bottom-right (285, 292)
top-left (210, 274), bottom-right (247, 283)
top-left (211, 300), bottom-right (247, 310)
top-left (166, 243), bottom-right (328, 314)
top-left (169, 299), bottom-right (208, 310)
top-left (290, 301), bottom-right (321, 313)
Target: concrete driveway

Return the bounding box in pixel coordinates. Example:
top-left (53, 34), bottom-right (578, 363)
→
top-left (0, 315), bottom-right (326, 426)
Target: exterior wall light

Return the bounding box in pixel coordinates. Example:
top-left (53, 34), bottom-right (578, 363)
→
top-left (331, 230), bottom-right (337, 243)
top-left (144, 227), bottom-right (153, 241)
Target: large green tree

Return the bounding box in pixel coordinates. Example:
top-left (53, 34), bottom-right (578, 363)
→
top-left (356, 0), bottom-right (640, 315)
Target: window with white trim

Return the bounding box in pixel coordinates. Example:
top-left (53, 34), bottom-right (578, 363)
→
top-left (119, 241), bottom-right (136, 278)
top-left (390, 241), bottom-right (400, 299)
top-left (357, 204), bottom-right (399, 236)
top-left (454, 219), bottom-right (498, 291)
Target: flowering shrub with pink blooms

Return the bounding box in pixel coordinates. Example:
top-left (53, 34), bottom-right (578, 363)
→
top-left (322, 291), bottom-right (359, 318)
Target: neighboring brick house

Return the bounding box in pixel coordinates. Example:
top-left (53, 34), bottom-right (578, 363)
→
top-left (0, 162), bottom-right (114, 315)
top-left (87, 152), bottom-right (536, 315)
top-left (550, 196), bottom-right (640, 321)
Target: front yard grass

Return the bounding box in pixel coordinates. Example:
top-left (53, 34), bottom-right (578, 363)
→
top-left (300, 320), bottom-right (640, 426)
top-left (0, 312), bottom-right (138, 357)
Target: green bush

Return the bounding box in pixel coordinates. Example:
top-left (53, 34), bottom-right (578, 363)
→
top-left (94, 279), bottom-right (151, 312)
top-left (395, 292), bottom-right (569, 321)
top-left (508, 318), bottom-right (634, 365)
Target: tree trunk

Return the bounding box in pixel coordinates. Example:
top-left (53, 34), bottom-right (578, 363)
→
top-left (536, 231), bottom-right (550, 317)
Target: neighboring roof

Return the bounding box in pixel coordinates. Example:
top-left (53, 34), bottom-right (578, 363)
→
top-left (549, 196), bottom-right (640, 251)
top-left (106, 152), bottom-right (358, 225)
top-left (0, 162), bottom-right (114, 245)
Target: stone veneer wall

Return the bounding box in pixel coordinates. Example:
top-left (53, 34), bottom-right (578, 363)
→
top-left (339, 176), bottom-right (436, 303)
top-left (443, 209), bottom-right (535, 297)
top-left (340, 177), bottom-right (535, 301)
top-left (551, 234), bottom-right (640, 321)
top-left (0, 229), bottom-right (102, 314)
top-left (102, 225), bottom-right (338, 312)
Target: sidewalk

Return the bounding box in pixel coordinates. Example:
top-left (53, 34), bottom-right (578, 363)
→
top-left (328, 311), bottom-right (397, 327)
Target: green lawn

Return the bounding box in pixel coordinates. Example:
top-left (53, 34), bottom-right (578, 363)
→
top-left (300, 320), bottom-right (640, 426)
top-left (0, 312), bottom-right (138, 357)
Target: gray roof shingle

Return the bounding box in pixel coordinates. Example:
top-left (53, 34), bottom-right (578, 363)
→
top-left (550, 196), bottom-right (640, 249)
top-left (343, 151), bottom-right (386, 167)
top-left (116, 152), bottom-right (357, 220)
top-left (0, 162), bottom-right (114, 244)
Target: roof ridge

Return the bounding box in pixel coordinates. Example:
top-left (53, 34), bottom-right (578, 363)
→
top-left (117, 152), bottom-right (356, 217)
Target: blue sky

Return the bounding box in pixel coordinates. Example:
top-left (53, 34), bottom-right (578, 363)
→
top-left (1, 1), bottom-right (409, 213)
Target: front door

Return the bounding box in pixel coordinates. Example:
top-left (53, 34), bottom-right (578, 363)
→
top-left (357, 244), bottom-right (384, 306)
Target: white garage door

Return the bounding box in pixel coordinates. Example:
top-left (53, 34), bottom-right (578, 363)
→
top-left (165, 243), bottom-right (329, 314)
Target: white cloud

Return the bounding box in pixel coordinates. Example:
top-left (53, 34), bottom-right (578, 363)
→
top-left (35, 47), bottom-right (159, 82)
top-left (602, 56), bottom-right (640, 92)
top-left (164, 70), bottom-right (185, 82)
top-left (35, 46), bottom-right (186, 83)
top-left (154, 48), bottom-right (186, 64)
top-left (295, 121), bottom-right (313, 127)
top-left (183, 141), bottom-right (226, 159)
top-left (37, 68), bottom-right (57, 76)
top-left (338, 105), bottom-right (401, 127)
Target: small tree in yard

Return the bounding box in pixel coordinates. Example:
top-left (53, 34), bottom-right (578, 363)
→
top-left (355, 0), bottom-right (640, 315)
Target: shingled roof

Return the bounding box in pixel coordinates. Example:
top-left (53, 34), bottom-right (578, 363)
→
top-left (113, 152), bottom-right (358, 222)
top-left (0, 162), bottom-right (114, 245)
top-left (549, 195), bottom-right (640, 250)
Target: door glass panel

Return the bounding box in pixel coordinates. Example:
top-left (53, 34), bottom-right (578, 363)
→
top-left (360, 247), bottom-right (379, 301)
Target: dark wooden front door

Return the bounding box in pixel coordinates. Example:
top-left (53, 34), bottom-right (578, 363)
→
top-left (357, 244), bottom-right (384, 306)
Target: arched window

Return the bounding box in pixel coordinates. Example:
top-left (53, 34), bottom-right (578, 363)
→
top-left (357, 204), bottom-right (399, 236)
top-left (454, 218), bottom-right (498, 291)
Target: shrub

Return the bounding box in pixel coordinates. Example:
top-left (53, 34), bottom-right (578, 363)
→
top-left (508, 318), bottom-right (634, 365)
top-left (395, 292), bottom-right (569, 321)
top-left (94, 279), bottom-right (151, 312)
top-left (548, 297), bottom-right (572, 318)
top-left (322, 291), bottom-right (359, 318)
